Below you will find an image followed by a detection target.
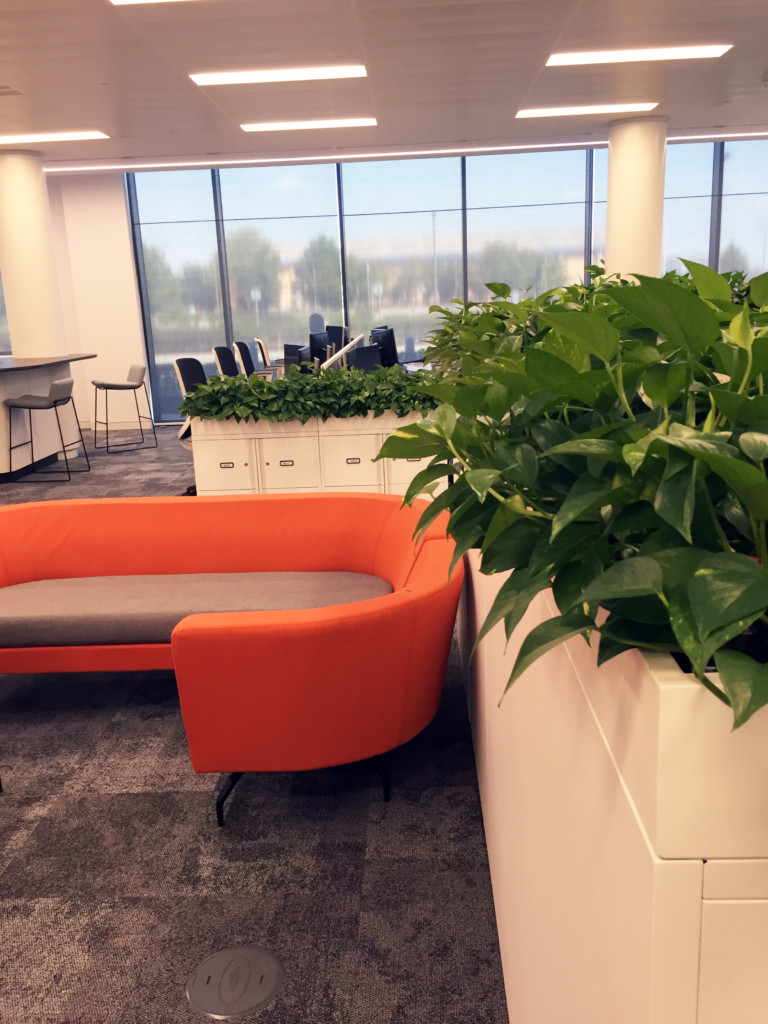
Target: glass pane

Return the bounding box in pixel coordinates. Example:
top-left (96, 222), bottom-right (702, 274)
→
top-left (662, 197), bottom-right (712, 273)
top-left (220, 164), bottom-right (338, 219)
top-left (219, 165), bottom-right (342, 361)
top-left (342, 158), bottom-right (462, 356)
top-left (664, 142), bottom-right (714, 198)
top-left (466, 150), bottom-right (588, 300)
top-left (0, 273), bottom-right (10, 356)
top-left (132, 170), bottom-right (225, 420)
top-left (660, 143), bottom-right (714, 274)
top-left (720, 141), bottom-right (768, 275)
top-left (591, 148), bottom-right (608, 268)
top-left (133, 169), bottom-right (216, 223)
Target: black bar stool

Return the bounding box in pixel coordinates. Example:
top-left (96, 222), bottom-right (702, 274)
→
top-left (91, 364), bottom-right (157, 453)
top-left (4, 377), bottom-right (91, 481)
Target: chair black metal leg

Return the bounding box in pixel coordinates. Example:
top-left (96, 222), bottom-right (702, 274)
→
top-left (215, 771), bottom-right (244, 827)
top-left (53, 406), bottom-right (71, 480)
top-left (141, 382), bottom-right (158, 447)
top-left (71, 398), bottom-right (91, 471)
top-left (372, 755), bottom-right (391, 802)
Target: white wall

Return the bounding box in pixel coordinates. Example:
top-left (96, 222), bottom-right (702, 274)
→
top-left (47, 172), bottom-right (147, 427)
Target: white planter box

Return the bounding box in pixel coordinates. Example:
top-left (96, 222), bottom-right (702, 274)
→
top-left (190, 412), bottom-right (428, 495)
top-left (460, 550), bottom-right (768, 1024)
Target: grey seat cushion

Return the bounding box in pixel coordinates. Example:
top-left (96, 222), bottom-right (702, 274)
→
top-left (0, 571), bottom-right (393, 647)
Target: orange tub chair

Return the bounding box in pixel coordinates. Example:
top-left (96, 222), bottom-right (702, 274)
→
top-left (0, 493), bottom-right (463, 823)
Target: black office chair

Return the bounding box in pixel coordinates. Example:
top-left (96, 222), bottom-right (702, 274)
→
top-left (92, 364), bottom-right (158, 453)
top-left (212, 346), bottom-right (240, 377)
top-left (370, 327), bottom-right (399, 368)
top-left (326, 325), bottom-right (350, 354)
top-left (347, 346), bottom-right (383, 372)
top-left (371, 327), bottom-right (424, 370)
top-left (4, 377), bottom-right (91, 481)
top-left (234, 340), bottom-right (274, 380)
top-left (308, 330), bottom-right (330, 362)
top-left (233, 340), bottom-right (256, 376)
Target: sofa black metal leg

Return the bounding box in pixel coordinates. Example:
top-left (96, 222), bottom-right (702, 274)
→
top-left (215, 771), bottom-right (244, 827)
top-left (372, 756), bottom-right (390, 802)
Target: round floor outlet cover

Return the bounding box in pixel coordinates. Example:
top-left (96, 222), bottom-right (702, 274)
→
top-left (186, 945), bottom-right (285, 1020)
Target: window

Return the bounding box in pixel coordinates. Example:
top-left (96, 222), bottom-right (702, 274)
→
top-left (132, 170), bottom-right (224, 420)
top-left (662, 143), bottom-right (714, 273)
top-left (341, 158), bottom-right (463, 357)
top-left (465, 150), bottom-right (590, 300)
top-left (591, 147), bottom-right (608, 269)
top-left (128, 140), bottom-right (768, 420)
top-left (720, 140), bottom-right (768, 275)
top-left (219, 165), bottom-right (342, 362)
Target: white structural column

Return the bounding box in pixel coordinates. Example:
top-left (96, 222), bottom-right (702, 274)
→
top-left (604, 118), bottom-right (667, 278)
top-left (0, 151), bottom-right (66, 357)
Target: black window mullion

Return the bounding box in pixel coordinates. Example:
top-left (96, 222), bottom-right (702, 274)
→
top-left (125, 172), bottom-right (162, 421)
top-left (709, 142), bottom-right (725, 270)
top-left (336, 163), bottom-right (350, 328)
top-left (212, 168), bottom-right (234, 347)
top-left (584, 149), bottom-right (594, 284)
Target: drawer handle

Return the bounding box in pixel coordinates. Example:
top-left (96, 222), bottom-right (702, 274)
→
top-left (219, 461), bottom-right (235, 469)
top-left (279, 459), bottom-right (294, 467)
top-left (345, 457), bottom-right (361, 465)
top-left (406, 458), bottom-right (422, 463)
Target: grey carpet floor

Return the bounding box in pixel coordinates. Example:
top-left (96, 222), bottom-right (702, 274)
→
top-left (0, 425), bottom-right (507, 1024)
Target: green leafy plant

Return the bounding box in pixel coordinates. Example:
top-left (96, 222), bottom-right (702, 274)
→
top-left (378, 262), bottom-right (768, 728)
top-left (179, 364), bottom-right (438, 424)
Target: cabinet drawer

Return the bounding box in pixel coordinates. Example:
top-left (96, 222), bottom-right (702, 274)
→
top-left (259, 435), bottom-right (320, 490)
top-left (384, 453), bottom-right (430, 487)
top-left (192, 438), bottom-right (258, 492)
top-left (319, 433), bottom-right (383, 487)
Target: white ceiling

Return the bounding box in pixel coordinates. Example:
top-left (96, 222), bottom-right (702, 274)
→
top-left (1, 0), bottom-right (767, 171)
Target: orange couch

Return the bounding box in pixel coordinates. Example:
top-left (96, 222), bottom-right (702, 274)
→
top-left (0, 493), bottom-right (463, 783)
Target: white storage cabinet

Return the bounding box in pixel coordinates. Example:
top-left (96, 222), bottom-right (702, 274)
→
top-left (191, 411), bottom-right (430, 496)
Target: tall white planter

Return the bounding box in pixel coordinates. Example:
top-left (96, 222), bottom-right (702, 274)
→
top-left (459, 550), bottom-right (768, 1024)
top-left (190, 411), bottom-right (429, 495)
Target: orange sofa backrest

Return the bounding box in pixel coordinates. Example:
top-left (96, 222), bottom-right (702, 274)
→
top-left (0, 493), bottom-right (448, 591)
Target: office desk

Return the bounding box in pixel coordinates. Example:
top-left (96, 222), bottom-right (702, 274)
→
top-left (0, 353), bottom-right (96, 477)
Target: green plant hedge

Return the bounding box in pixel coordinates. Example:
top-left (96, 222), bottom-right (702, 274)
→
top-left (178, 364), bottom-right (438, 424)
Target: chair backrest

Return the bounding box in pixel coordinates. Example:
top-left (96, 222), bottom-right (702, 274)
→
top-left (127, 364), bottom-right (147, 385)
top-left (174, 357), bottom-right (207, 396)
top-left (347, 346), bottom-right (382, 372)
top-left (308, 330), bottom-right (329, 362)
top-left (253, 337), bottom-right (272, 367)
top-left (213, 346), bottom-right (239, 377)
top-left (326, 325), bottom-right (349, 354)
top-left (49, 377), bottom-right (74, 404)
top-left (233, 341), bottom-right (256, 376)
top-left (283, 344), bottom-right (302, 371)
top-left (371, 327), bottom-right (399, 368)
top-left (309, 312), bottom-right (325, 333)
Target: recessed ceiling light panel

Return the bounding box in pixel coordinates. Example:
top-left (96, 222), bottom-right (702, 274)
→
top-left (191, 65), bottom-right (367, 86)
top-left (0, 131), bottom-right (108, 144)
top-left (109, 1), bottom-right (203, 6)
top-left (547, 44), bottom-right (732, 66)
top-left (241, 117), bottom-right (377, 132)
top-left (516, 103), bottom-right (658, 118)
